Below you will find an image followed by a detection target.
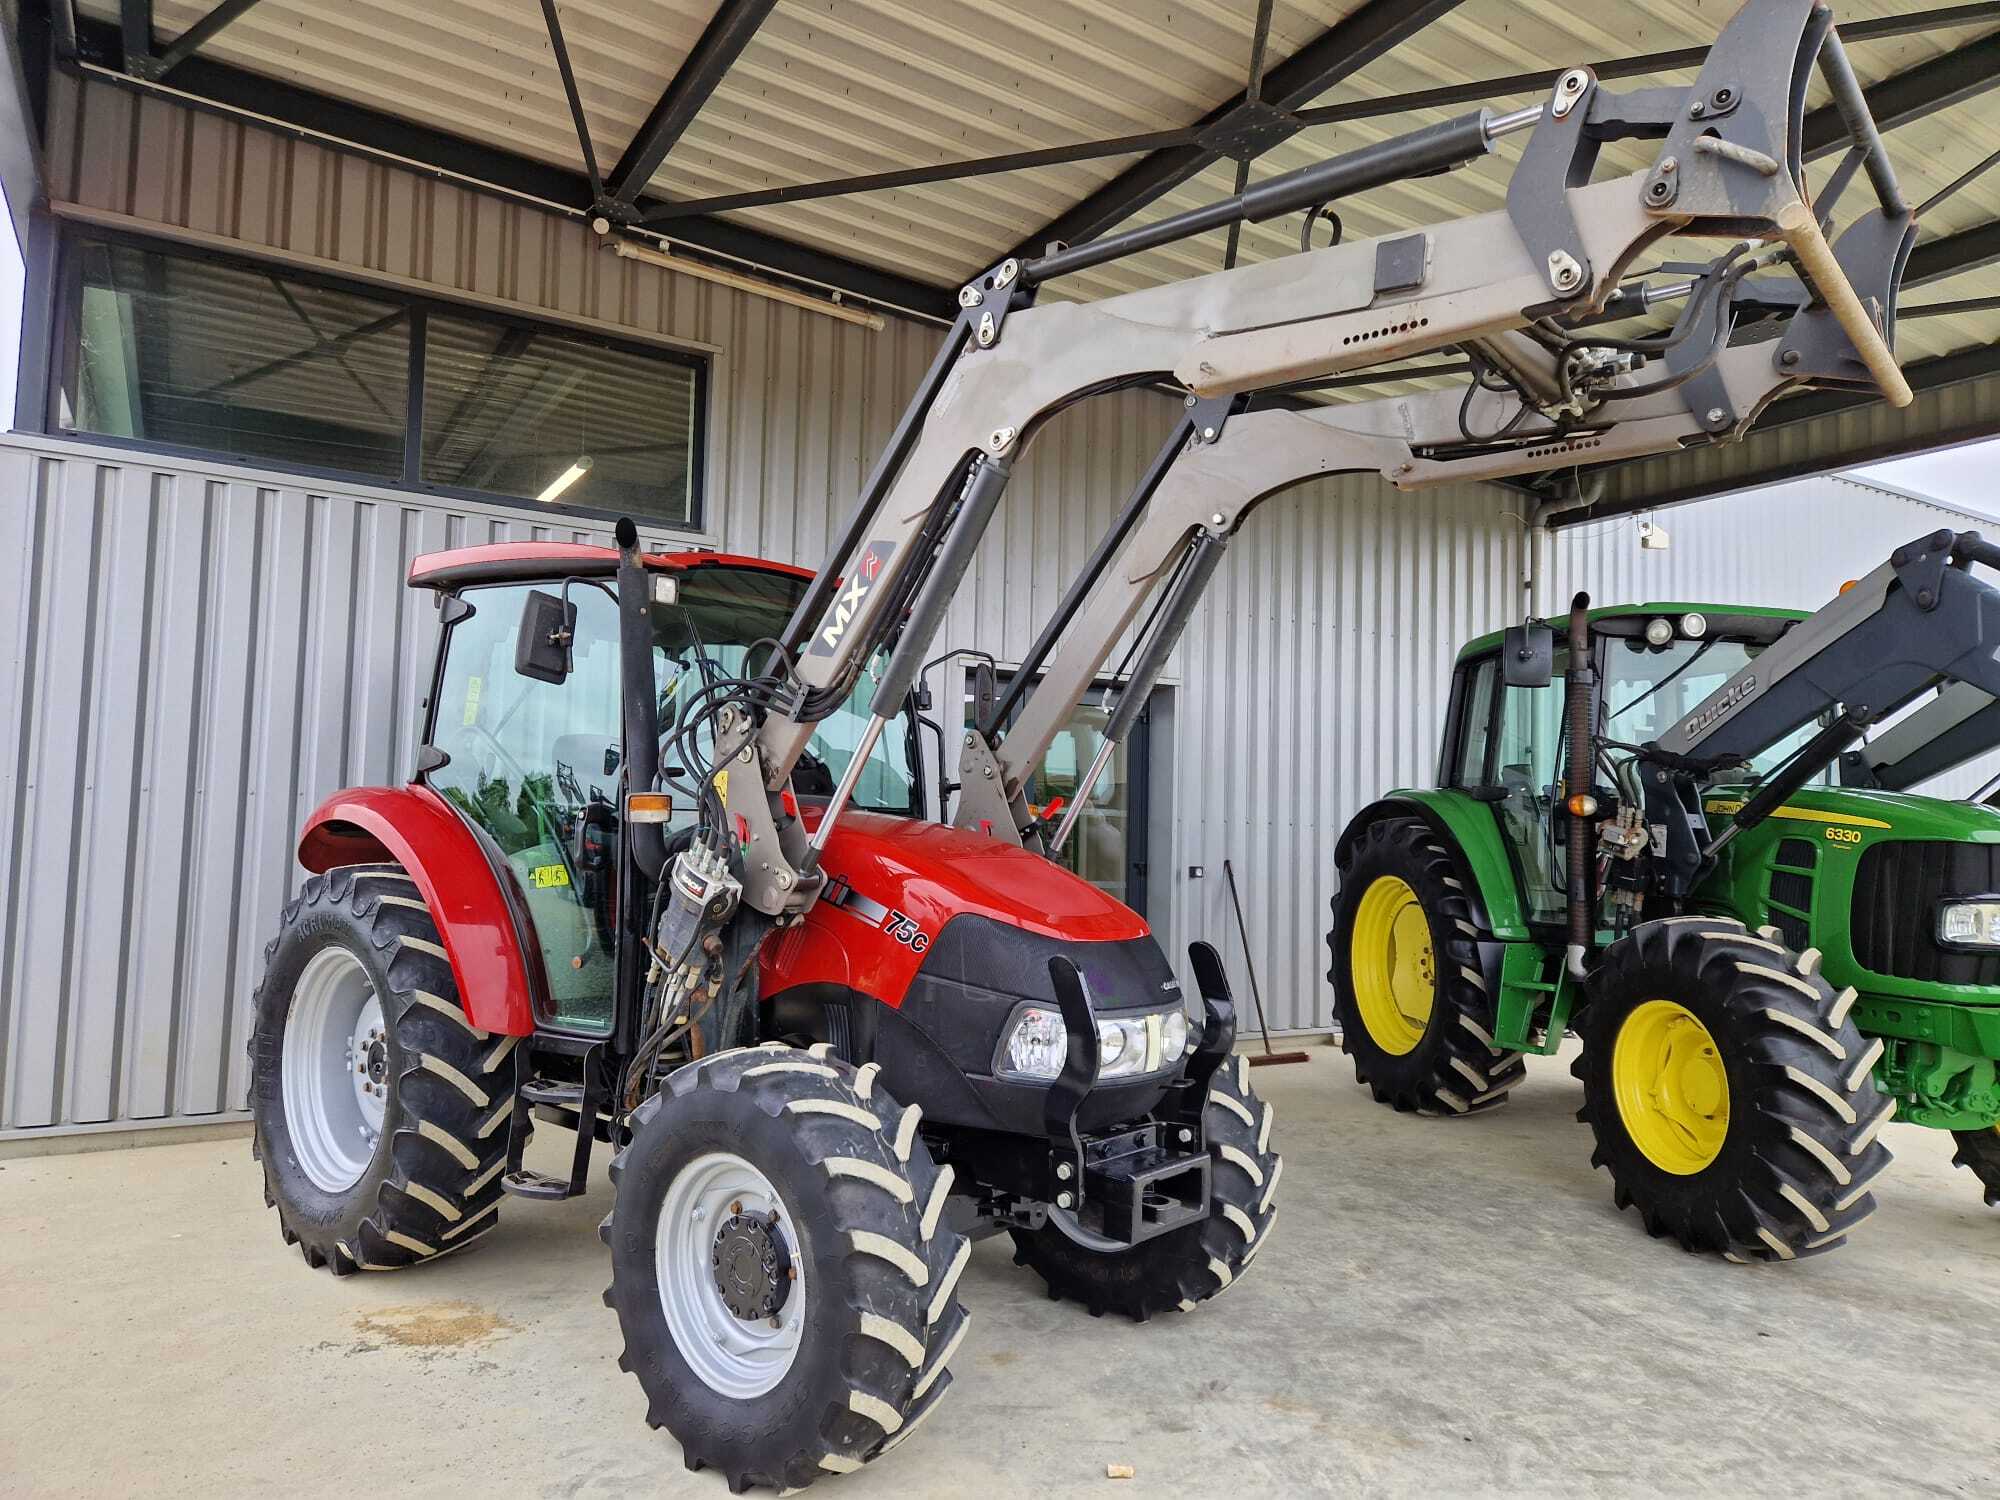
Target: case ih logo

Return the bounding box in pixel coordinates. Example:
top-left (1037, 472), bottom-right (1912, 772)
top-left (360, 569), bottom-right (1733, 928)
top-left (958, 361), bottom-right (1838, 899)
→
top-left (810, 541), bottom-right (895, 656)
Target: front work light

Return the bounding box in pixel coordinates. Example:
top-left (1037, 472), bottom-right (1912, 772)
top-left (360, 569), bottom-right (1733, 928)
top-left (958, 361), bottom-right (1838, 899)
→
top-left (997, 1003), bottom-right (1191, 1082)
top-left (1938, 899), bottom-right (2000, 949)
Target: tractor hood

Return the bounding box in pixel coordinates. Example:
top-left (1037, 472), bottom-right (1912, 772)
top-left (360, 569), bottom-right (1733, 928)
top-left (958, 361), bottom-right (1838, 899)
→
top-left (760, 808), bottom-right (1152, 1011)
top-left (803, 808), bottom-right (1149, 943)
top-left (1703, 782), bottom-right (2000, 843)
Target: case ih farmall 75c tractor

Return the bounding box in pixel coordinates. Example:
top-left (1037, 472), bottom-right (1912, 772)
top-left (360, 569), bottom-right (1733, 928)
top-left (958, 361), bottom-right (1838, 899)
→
top-left (244, 0), bottom-right (1913, 1487)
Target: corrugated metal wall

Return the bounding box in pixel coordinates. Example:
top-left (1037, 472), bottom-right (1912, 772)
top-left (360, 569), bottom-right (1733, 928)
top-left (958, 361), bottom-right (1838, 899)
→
top-left (2, 74), bottom-right (1528, 1135)
top-left (1538, 475), bottom-right (2000, 798)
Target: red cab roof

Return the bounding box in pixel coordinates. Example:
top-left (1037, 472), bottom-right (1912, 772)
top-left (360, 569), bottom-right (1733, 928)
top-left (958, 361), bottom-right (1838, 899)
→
top-left (407, 541), bottom-right (813, 590)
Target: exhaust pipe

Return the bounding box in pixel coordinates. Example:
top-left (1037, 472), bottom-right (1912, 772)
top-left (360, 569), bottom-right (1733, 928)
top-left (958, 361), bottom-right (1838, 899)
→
top-left (1564, 592), bottom-right (1595, 980)
top-left (614, 517), bottom-right (668, 881)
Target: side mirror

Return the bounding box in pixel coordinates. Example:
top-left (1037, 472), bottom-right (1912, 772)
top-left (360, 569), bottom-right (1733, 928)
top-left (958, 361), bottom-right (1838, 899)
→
top-left (1502, 621), bottom-right (1554, 688)
top-left (516, 589), bottom-right (576, 684)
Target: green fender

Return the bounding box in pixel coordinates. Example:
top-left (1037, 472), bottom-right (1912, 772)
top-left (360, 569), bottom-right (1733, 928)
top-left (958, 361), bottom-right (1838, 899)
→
top-left (1334, 790), bottom-right (1530, 942)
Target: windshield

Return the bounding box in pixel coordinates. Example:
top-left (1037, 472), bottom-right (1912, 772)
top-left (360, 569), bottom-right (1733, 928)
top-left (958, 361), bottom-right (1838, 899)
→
top-left (655, 568), bottom-right (919, 815)
top-left (1602, 633), bottom-right (1821, 781)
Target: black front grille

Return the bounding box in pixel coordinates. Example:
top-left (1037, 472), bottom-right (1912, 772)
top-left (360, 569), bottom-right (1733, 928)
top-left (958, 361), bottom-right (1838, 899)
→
top-left (1767, 837), bottom-right (1817, 952)
top-left (1851, 840), bottom-right (2000, 984)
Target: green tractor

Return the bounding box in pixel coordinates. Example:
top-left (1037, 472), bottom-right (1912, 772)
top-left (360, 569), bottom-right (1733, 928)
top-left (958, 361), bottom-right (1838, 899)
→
top-left (1327, 529), bottom-right (2000, 1262)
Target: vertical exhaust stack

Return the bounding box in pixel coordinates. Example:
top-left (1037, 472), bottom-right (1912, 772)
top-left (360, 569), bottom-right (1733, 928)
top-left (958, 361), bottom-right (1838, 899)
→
top-left (614, 517), bottom-right (667, 881)
top-left (1564, 592), bottom-right (1596, 979)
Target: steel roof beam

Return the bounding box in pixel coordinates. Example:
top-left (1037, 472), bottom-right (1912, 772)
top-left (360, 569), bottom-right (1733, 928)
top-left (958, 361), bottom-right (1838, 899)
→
top-left (637, 4), bottom-right (2000, 231)
top-left (1011, 0), bottom-right (1469, 260)
top-left (67, 15), bottom-right (955, 321)
top-left (1801, 28), bottom-right (2000, 160)
top-left (147, 0), bottom-right (268, 81)
top-left (1908, 217), bottom-right (2000, 287)
top-left (1292, 3), bottom-right (2000, 129)
top-left (539, 0), bottom-right (603, 202)
top-left (117, 0), bottom-right (149, 70)
top-left (604, 0), bottom-right (776, 209)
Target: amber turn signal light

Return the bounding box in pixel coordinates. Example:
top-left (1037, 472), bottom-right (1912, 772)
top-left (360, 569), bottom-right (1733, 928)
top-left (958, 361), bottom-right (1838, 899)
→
top-left (626, 791), bottom-right (674, 824)
top-left (1567, 793), bottom-right (1599, 818)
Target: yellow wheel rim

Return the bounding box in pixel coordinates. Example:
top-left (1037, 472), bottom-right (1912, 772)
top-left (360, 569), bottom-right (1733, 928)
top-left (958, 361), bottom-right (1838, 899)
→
top-left (1349, 875), bottom-right (1435, 1056)
top-left (1612, 999), bottom-right (1730, 1175)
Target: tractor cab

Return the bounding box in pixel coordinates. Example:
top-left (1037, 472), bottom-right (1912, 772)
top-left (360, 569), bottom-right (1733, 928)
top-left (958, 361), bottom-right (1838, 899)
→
top-left (1444, 604), bottom-right (1816, 928)
top-left (409, 544), bottom-right (920, 1035)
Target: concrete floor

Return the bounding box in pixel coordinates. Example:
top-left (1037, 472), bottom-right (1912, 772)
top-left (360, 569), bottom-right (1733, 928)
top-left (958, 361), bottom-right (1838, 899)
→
top-left (4, 1045), bottom-right (1998, 1498)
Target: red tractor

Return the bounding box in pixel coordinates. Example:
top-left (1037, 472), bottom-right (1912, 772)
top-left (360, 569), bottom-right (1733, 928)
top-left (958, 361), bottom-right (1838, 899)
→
top-left (247, 531), bottom-right (1277, 1490)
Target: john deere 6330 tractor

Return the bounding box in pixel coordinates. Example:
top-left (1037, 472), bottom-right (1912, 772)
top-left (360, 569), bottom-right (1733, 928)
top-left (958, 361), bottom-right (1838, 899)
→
top-left (1330, 530), bottom-right (2000, 1263)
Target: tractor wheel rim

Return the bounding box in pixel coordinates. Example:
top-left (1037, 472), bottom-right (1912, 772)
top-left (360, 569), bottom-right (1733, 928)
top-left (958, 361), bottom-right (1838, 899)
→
top-left (283, 946), bottom-right (387, 1193)
top-left (1612, 998), bottom-right (1730, 1175)
top-left (1350, 875), bottom-right (1435, 1056)
top-left (658, 1151), bottom-right (806, 1400)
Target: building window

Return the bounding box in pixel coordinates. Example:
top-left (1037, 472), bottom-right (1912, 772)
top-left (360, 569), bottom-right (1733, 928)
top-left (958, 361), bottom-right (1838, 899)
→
top-left (63, 238), bottom-right (409, 478)
top-left (54, 232), bottom-right (705, 527)
top-left (422, 314), bottom-right (698, 521)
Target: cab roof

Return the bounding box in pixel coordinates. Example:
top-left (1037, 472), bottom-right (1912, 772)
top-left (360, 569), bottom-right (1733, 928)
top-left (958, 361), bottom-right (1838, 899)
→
top-left (408, 542), bottom-right (813, 591)
top-left (1457, 602), bottom-right (1809, 661)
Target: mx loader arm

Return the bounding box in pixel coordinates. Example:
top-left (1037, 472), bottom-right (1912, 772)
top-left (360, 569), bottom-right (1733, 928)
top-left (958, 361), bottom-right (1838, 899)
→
top-left (955, 216), bottom-right (1914, 849)
top-left (670, 0), bottom-right (1917, 925)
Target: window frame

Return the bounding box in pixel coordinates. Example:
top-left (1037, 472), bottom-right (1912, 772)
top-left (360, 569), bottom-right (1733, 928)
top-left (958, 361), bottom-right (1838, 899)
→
top-left (47, 223), bottom-right (711, 531)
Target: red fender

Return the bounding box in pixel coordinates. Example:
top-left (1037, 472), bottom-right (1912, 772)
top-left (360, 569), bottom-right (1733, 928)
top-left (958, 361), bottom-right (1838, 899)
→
top-left (297, 785), bottom-right (540, 1035)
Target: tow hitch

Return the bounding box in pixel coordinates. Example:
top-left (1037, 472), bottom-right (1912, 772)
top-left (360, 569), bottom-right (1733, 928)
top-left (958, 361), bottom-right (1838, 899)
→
top-left (1037, 943), bottom-right (1238, 1247)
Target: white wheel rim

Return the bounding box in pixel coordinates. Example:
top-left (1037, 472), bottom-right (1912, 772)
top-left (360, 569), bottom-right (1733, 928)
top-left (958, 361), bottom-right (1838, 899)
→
top-left (657, 1151), bottom-right (807, 1399)
top-left (282, 946), bottom-right (388, 1193)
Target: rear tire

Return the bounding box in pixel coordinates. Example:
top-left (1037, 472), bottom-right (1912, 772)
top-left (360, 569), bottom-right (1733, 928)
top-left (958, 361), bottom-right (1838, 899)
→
top-left (1008, 1056), bottom-right (1279, 1320)
top-left (1950, 1127), bottom-right (2000, 1207)
top-left (1574, 917), bottom-right (1894, 1262)
top-left (248, 863), bottom-right (519, 1273)
top-left (1328, 817), bottom-right (1525, 1115)
top-left (602, 1045), bottom-right (969, 1491)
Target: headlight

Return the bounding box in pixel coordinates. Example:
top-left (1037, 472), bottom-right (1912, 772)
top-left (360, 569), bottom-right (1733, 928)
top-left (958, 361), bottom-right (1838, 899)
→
top-left (1938, 899), bottom-right (2000, 949)
top-left (997, 1004), bottom-right (1192, 1082)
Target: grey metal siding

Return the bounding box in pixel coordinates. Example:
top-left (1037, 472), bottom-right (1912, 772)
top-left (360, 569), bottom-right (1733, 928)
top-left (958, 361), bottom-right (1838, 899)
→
top-left (3, 75), bottom-right (1529, 1133)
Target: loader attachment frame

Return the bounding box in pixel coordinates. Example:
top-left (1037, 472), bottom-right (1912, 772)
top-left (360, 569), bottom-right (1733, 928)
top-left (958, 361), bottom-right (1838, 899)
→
top-left (675, 0), bottom-right (1916, 922)
top-left (952, 229), bottom-right (1912, 844)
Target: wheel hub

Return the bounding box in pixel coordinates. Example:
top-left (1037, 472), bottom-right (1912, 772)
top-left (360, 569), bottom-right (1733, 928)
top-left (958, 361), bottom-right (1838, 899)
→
top-left (656, 1152), bottom-right (807, 1399)
top-left (283, 946), bottom-right (387, 1194)
top-left (1611, 998), bottom-right (1731, 1175)
top-left (711, 1210), bottom-right (792, 1320)
top-left (1350, 874), bottom-right (1436, 1056)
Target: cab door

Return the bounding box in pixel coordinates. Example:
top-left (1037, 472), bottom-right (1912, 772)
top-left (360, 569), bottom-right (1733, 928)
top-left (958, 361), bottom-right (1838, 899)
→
top-left (1447, 649), bottom-right (1570, 926)
top-left (425, 580), bottom-right (625, 1034)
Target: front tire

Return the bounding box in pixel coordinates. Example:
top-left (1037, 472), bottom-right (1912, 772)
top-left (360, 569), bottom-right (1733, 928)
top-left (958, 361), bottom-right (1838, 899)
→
top-left (602, 1045), bottom-right (969, 1491)
top-left (1951, 1127), bottom-right (2000, 1207)
top-left (1009, 1056), bottom-right (1280, 1320)
top-left (248, 863), bottom-right (519, 1273)
top-left (1329, 817), bottom-right (1525, 1115)
top-left (1574, 917), bottom-right (1894, 1262)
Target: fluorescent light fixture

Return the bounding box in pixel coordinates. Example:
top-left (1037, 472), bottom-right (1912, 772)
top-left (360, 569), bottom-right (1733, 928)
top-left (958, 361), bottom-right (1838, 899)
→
top-left (609, 239), bottom-right (887, 330)
top-left (537, 455), bottom-right (593, 503)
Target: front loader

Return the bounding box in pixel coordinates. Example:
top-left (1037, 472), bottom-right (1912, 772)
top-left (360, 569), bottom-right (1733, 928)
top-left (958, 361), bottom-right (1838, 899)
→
top-left (1329, 532), bottom-right (2000, 1262)
top-left (242, 0), bottom-right (1913, 1487)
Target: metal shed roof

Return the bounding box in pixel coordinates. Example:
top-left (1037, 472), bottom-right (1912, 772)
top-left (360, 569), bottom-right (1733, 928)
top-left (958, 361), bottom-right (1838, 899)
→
top-left (39, 0), bottom-right (2000, 514)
